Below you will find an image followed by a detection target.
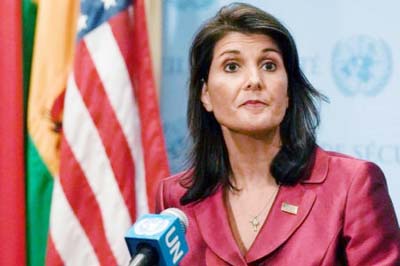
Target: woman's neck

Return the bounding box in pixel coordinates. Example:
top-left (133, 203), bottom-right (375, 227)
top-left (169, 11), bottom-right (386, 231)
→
top-left (221, 126), bottom-right (281, 189)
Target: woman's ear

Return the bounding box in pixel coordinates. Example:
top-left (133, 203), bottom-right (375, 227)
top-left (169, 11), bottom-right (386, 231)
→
top-left (200, 82), bottom-right (213, 112)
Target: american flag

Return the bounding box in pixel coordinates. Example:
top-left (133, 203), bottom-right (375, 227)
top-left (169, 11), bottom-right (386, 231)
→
top-left (46, 0), bottom-right (169, 264)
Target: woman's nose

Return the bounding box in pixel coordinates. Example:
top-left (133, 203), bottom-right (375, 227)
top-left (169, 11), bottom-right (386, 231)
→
top-left (245, 67), bottom-right (262, 90)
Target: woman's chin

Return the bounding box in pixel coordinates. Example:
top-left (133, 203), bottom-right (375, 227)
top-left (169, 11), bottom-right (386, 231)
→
top-left (222, 124), bottom-right (281, 139)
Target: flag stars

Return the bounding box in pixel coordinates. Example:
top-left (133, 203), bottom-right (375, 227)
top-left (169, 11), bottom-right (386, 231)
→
top-left (77, 14), bottom-right (88, 32)
top-left (101, 0), bottom-right (117, 10)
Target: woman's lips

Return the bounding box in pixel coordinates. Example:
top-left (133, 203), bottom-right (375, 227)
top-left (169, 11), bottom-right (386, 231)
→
top-left (244, 100), bottom-right (265, 104)
top-left (241, 100), bottom-right (267, 107)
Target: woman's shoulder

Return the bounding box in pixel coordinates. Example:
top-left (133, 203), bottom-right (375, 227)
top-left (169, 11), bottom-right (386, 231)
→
top-left (306, 148), bottom-right (400, 263)
top-left (160, 170), bottom-right (191, 192)
top-left (308, 146), bottom-right (385, 186)
top-left (155, 170), bottom-right (191, 211)
top-left (319, 147), bottom-right (382, 173)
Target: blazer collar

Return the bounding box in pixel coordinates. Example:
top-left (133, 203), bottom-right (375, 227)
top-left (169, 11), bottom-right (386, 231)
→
top-left (193, 184), bottom-right (317, 264)
top-left (245, 147), bottom-right (328, 261)
top-left (301, 146), bottom-right (330, 184)
top-left (245, 185), bottom-right (316, 262)
top-left (192, 147), bottom-right (329, 264)
top-left (193, 186), bottom-right (247, 265)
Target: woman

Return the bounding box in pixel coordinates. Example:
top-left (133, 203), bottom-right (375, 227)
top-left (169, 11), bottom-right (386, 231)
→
top-left (156, 3), bottom-right (400, 265)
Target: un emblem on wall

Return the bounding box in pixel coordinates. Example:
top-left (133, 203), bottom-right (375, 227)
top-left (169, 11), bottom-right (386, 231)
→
top-left (332, 35), bottom-right (392, 96)
top-left (167, 0), bottom-right (213, 10)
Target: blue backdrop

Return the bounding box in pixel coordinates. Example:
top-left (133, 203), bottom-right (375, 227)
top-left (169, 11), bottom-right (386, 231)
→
top-left (160, 0), bottom-right (400, 220)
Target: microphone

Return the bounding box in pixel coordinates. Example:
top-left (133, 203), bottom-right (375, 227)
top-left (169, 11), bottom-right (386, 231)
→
top-left (125, 208), bottom-right (189, 266)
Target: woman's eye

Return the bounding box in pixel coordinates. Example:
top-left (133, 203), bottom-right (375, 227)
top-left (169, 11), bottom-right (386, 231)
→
top-left (224, 63), bottom-right (239, 72)
top-left (262, 62), bottom-right (277, 71)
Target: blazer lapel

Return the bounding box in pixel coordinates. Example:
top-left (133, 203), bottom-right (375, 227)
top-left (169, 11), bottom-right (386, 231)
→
top-left (245, 183), bottom-right (316, 262)
top-left (245, 147), bottom-right (330, 262)
top-left (193, 186), bottom-right (246, 266)
top-left (193, 147), bottom-right (329, 264)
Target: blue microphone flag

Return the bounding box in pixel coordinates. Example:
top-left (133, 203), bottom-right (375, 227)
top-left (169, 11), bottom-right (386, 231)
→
top-left (125, 210), bottom-right (189, 266)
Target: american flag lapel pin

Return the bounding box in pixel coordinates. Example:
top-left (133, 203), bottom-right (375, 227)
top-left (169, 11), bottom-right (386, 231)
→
top-left (281, 202), bottom-right (298, 215)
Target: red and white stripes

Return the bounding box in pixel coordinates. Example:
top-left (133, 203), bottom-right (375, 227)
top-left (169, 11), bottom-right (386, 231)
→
top-left (46, 4), bottom-right (168, 264)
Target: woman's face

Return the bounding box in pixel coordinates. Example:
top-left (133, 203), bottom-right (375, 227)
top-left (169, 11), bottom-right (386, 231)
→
top-left (201, 32), bottom-right (289, 136)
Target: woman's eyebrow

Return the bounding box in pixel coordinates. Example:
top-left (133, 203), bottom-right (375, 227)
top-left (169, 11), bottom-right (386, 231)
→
top-left (261, 48), bottom-right (282, 54)
top-left (218, 47), bottom-right (281, 58)
top-left (218, 49), bottom-right (240, 58)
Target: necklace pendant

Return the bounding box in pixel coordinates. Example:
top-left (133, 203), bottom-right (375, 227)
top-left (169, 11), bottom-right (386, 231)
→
top-left (250, 217), bottom-right (260, 232)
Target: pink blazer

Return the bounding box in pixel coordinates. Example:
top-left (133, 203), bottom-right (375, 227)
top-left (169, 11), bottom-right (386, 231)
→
top-left (156, 148), bottom-right (400, 265)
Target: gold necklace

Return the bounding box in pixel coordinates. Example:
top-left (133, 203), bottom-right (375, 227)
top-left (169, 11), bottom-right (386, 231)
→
top-left (249, 185), bottom-right (280, 232)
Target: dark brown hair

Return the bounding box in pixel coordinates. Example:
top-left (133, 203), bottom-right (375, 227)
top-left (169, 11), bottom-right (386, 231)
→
top-left (181, 2), bottom-right (326, 205)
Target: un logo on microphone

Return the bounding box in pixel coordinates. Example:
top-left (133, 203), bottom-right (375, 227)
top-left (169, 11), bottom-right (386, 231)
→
top-left (332, 35), bottom-right (392, 96)
top-left (134, 217), bottom-right (170, 236)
